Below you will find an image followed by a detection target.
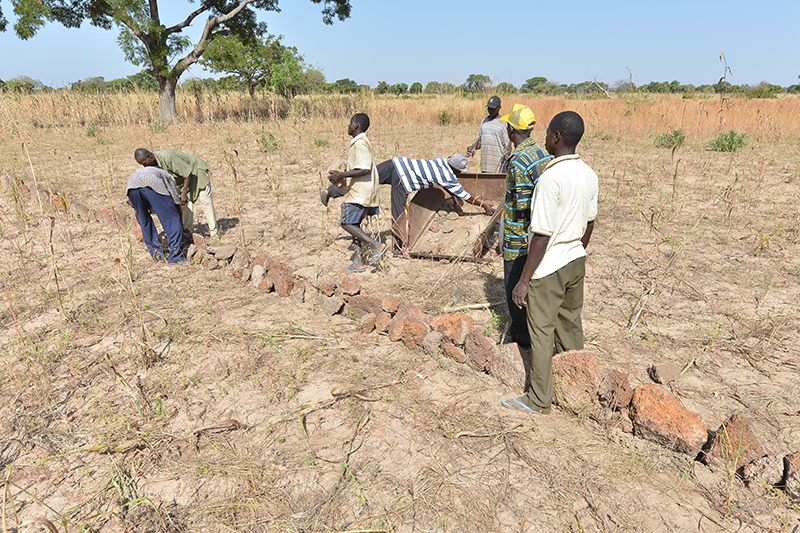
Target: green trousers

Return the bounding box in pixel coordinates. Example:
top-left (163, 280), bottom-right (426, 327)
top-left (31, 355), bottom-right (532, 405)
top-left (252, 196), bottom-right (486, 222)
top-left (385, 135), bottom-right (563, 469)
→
top-left (522, 256), bottom-right (586, 413)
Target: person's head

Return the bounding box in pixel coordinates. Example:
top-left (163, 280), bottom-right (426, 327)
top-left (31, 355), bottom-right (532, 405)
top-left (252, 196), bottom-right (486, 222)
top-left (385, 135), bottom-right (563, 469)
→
top-left (486, 95), bottom-right (501, 118)
top-left (500, 104), bottom-right (536, 146)
top-left (134, 148), bottom-right (157, 167)
top-left (348, 113), bottom-right (370, 137)
top-left (447, 153), bottom-right (468, 175)
top-left (545, 111), bottom-right (584, 156)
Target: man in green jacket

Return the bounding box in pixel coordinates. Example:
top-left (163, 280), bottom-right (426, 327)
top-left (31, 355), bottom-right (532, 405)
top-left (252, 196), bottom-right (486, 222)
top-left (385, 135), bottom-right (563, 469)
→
top-left (135, 148), bottom-right (218, 239)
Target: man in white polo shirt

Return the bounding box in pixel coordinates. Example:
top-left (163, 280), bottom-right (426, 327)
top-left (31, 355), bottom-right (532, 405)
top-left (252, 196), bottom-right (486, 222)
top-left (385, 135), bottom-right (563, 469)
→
top-left (503, 110), bottom-right (598, 415)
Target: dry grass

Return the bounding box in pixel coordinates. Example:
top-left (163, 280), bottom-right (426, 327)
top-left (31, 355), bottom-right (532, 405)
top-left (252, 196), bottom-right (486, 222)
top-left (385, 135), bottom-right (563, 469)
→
top-left (0, 92), bottom-right (799, 532)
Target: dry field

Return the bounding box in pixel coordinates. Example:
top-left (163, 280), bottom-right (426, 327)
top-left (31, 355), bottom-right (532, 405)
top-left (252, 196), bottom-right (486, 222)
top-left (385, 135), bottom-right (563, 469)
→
top-left (1, 92), bottom-right (800, 533)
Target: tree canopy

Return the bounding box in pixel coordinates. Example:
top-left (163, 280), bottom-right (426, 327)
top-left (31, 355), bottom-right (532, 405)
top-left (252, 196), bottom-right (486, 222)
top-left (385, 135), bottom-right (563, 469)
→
top-left (200, 33), bottom-right (305, 97)
top-left (6, 0), bottom-right (352, 122)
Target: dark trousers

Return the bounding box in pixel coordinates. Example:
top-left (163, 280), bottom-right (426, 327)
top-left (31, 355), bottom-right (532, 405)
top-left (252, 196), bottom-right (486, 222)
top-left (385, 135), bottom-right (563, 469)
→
top-left (327, 159), bottom-right (396, 199)
top-left (128, 187), bottom-right (185, 263)
top-left (504, 256), bottom-right (532, 349)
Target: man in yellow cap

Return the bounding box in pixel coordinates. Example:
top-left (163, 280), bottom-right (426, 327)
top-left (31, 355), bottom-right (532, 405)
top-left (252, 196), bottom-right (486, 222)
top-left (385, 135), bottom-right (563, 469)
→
top-left (499, 104), bottom-right (552, 366)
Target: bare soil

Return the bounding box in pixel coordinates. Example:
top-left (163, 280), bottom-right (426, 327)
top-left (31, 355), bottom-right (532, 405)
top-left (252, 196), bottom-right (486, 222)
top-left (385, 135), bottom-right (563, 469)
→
top-left (1, 115), bottom-right (799, 533)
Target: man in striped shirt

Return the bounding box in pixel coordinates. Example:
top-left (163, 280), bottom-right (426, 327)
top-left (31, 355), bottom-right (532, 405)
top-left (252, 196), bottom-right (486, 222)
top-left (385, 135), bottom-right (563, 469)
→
top-left (125, 166), bottom-right (185, 264)
top-left (500, 104), bottom-right (552, 351)
top-left (386, 154), bottom-right (496, 231)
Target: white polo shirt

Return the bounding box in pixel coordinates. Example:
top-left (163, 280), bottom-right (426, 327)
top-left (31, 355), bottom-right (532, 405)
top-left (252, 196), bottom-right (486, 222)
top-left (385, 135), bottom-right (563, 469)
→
top-left (342, 133), bottom-right (380, 207)
top-left (527, 154), bottom-right (598, 279)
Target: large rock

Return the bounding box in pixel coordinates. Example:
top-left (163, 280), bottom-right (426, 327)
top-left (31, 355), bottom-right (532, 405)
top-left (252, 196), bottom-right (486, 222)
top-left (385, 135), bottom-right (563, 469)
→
top-left (422, 331), bottom-right (444, 356)
top-left (339, 275), bottom-right (361, 296)
top-left (488, 342), bottom-right (529, 391)
top-left (320, 295), bottom-right (344, 316)
top-left (702, 414), bottom-right (766, 472)
top-left (598, 370), bottom-right (633, 411)
top-left (742, 454), bottom-right (784, 488)
top-left (387, 319), bottom-right (405, 342)
top-left (375, 311), bottom-right (392, 334)
top-left (229, 249), bottom-right (250, 272)
top-left (784, 452), bottom-right (800, 500)
top-left (442, 341), bottom-right (466, 364)
top-left (630, 384), bottom-right (708, 456)
top-left (317, 277), bottom-right (338, 297)
top-left (208, 245), bottom-right (237, 262)
top-left (463, 328), bottom-right (493, 373)
top-left (360, 313), bottom-right (377, 334)
top-left (382, 295), bottom-right (401, 315)
top-left (430, 314), bottom-right (473, 347)
top-left (270, 267), bottom-right (295, 297)
top-left (251, 264), bottom-right (265, 288)
top-left (346, 294), bottom-right (384, 320)
top-left (552, 350), bottom-right (603, 416)
top-left (401, 320), bottom-right (429, 351)
top-left (394, 304), bottom-right (429, 323)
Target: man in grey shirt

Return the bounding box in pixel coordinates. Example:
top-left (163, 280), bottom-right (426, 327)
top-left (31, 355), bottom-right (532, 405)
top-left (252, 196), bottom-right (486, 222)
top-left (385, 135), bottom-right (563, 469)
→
top-left (126, 166), bottom-right (185, 264)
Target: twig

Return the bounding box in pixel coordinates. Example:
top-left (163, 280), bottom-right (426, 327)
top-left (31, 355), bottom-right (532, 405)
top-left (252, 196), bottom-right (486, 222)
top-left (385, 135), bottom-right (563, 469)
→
top-left (455, 422), bottom-right (524, 439)
top-left (443, 300), bottom-right (504, 313)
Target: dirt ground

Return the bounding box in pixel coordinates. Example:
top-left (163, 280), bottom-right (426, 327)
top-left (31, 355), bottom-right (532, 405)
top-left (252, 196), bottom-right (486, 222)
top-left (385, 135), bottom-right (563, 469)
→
top-left (1, 109), bottom-right (800, 533)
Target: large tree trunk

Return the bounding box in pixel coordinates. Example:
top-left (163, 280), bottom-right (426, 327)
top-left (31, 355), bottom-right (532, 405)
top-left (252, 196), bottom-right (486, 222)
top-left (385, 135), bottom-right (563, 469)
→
top-left (157, 76), bottom-right (179, 124)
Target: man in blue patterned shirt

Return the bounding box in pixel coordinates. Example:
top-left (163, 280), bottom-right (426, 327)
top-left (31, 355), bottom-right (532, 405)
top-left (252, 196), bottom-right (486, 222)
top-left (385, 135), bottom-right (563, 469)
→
top-left (500, 104), bottom-right (552, 350)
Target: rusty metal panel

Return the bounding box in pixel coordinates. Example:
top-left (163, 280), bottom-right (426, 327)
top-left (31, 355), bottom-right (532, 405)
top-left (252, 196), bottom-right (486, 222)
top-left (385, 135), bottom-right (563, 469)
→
top-left (391, 187), bottom-right (448, 250)
top-left (458, 172), bottom-right (506, 203)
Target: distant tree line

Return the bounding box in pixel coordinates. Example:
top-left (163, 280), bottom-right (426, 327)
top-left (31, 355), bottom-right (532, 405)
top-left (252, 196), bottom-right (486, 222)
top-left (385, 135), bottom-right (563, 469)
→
top-left (3, 72), bottom-right (800, 99)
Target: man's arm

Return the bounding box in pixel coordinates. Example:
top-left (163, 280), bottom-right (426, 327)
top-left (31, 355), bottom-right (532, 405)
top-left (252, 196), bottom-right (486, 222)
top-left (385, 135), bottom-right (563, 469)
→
top-left (466, 136), bottom-right (481, 157)
top-left (180, 180), bottom-right (190, 205)
top-left (465, 195), bottom-right (496, 215)
top-left (581, 220), bottom-right (594, 250)
top-left (328, 168), bottom-right (370, 183)
top-left (511, 233), bottom-right (550, 308)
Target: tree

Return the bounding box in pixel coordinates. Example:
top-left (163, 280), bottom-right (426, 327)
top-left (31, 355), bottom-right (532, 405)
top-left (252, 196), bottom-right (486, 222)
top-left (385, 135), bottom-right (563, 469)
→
top-left (389, 83), bottom-right (407, 95)
top-left (200, 34), bottom-right (302, 97)
top-left (8, 0), bottom-right (352, 123)
top-left (374, 81), bottom-right (389, 94)
top-left (424, 81), bottom-right (440, 94)
top-left (71, 77), bottom-right (107, 93)
top-left (521, 76), bottom-right (548, 92)
top-left (409, 82), bottom-right (422, 94)
top-left (494, 82), bottom-right (517, 94)
top-left (463, 74), bottom-right (491, 93)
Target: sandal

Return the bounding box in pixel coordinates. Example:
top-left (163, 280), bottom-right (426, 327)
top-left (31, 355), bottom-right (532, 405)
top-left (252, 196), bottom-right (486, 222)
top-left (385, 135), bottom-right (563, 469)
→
top-left (368, 243), bottom-right (388, 265)
top-left (320, 190), bottom-right (329, 207)
top-left (502, 396), bottom-right (540, 414)
top-left (346, 264), bottom-right (368, 273)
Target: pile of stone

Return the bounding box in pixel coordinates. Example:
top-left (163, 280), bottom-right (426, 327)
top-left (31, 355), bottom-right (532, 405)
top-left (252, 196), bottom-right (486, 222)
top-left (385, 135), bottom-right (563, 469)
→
top-left (190, 239), bottom-right (303, 299)
top-left (313, 275), bottom-right (499, 372)
top-left (526, 350), bottom-right (798, 496)
top-left (203, 246), bottom-right (799, 499)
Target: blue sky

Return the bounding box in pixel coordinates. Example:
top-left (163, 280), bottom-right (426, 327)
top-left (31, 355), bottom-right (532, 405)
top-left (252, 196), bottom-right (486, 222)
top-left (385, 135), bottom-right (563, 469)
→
top-left (1, 0), bottom-right (798, 89)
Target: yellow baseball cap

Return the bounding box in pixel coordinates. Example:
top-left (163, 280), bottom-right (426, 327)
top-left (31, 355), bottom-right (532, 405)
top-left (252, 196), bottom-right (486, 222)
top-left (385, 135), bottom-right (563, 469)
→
top-left (500, 103), bottom-right (536, 130)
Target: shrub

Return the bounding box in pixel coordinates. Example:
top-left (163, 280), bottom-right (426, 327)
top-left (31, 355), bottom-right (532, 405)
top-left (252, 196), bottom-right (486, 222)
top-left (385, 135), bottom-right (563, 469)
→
top-left (260, 131), bottom-right (279, 152)
top-left (437, 110), bottom-right (451, 126)
top-left (654, 129), bottom-right (686, 149)
top-left (708, 130), bottom-right (748, 152)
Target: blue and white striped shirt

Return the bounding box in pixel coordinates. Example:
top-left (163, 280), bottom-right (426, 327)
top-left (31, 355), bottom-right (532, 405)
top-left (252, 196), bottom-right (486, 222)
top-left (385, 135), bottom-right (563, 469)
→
top-left (392, 157), bottom-right (470, 199)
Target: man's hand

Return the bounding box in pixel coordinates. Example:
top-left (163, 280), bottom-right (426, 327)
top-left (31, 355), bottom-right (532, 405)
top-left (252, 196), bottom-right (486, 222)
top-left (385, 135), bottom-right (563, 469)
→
top-left (482, 203), bottom-right (496, 216)
top-left (466, 146), bottom-right (475, 157)
top-left (328, 170), bottom-right (344, 183)
top-left (180, 191), bottom-right (188, 205)
top-left (512, 280), bottom-right (528, 309)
